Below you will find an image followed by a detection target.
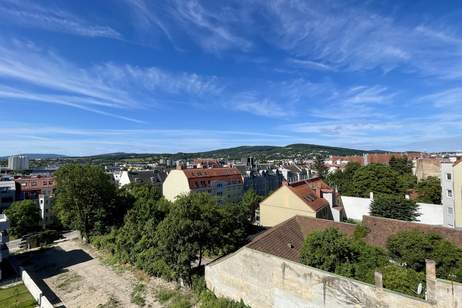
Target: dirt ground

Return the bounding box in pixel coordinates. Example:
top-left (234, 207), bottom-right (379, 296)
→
top-left (16, 239), bottom-right (175, 308)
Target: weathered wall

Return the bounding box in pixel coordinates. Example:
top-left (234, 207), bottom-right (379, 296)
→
top-left (206, 247), bottom-right (448, 308)
top-left (453, 162), bottom-right (462, 228)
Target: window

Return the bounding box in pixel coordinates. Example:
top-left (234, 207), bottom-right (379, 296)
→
top-left (447, 173), bottom-right (452, 180)
top-left (448, 189), bottom-right (453, 198)
top-left (448, 207), bottom-right (453, 215)
top-left (31, 181), bottom-right (37, 186)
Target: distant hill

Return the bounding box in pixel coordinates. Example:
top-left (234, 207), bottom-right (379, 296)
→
top-left (64, 143), bottom-right (374, 163)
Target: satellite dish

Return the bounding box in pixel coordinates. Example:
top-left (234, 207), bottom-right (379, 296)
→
top-left (417, 282), bottom-right (423, 295)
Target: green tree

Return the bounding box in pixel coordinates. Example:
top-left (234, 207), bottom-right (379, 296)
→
top-left (154, 193), bottom-right (221, 283)
top-left (370, 194), bottom-right (420, 221)
top-left (416, 177), bottom-right (442, 204)
top-left (5, 200), bottom-right (41, 237)
top-left (312, 155), bottom-right (328, 179)
top-left (300, 228), bottom-right (359, 274)
top-left (389, 156), bottom-right (413, 175)
top-left (398, 174), bottom-right (418, 192)
top-left (350, 164), bottom-right (402, 197)
top-left (54, 164), bottom-right (125, 240)
top-left (240, 189), bottom-right (262, 223)
top-left (326, 162), bottom-right (361, 195)
top-left (387, 230), bottom-right (462, 281)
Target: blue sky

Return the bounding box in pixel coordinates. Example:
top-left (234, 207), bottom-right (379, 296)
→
top-left (1, 0), bottom-right (462, 155)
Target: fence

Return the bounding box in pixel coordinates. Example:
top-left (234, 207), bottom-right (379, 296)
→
top-left (19, 267), bottom-right (54, 308)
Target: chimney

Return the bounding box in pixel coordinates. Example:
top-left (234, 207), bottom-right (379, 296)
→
top-left (426, 259), bottom-right (436, 304)
top-left (374, 272), bottom-right (383, 290)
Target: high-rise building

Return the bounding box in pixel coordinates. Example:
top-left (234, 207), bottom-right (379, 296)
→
top-left (7, 155), bottom-right (29, 171)
top-left (441, 158), bottom-right (462, 228)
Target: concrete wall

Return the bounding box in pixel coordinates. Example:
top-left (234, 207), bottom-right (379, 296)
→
top-left (416, 203), bottom-right (444, 225)
top-left (341, 196), bottom-right (371, 221)
top-left (341, 195), bottom-right (443, 225)
top-left (260, 185), bottom-right (316, 227)
top-left (206, 247), bottom-right (461, 308)
top-left (162, 170), bottom-right (190, 202)
top-left (20, 267), bottom-right (54, 308)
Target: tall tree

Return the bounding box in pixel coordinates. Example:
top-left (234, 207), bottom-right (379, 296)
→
top-left (54, 164), bottom-right (124, 240)
top-left (240, 189), bottom-right (262, 223)
top-left (326, 162), bottom-right (361, 195)
top-left (155, 193), bottom-right (221, 283)
top-left (389, 156), bottom-right (413, 175)
top-left (370, 194), bottom-right (420, 221)
top-left (5, 200), bottom-right (41, 237)
top-left (351, 164), bottom-right (402, 197)
top-left (416, 176), bottom-right (442, 204)
top-left (312, 155), bottom-right (328, 179)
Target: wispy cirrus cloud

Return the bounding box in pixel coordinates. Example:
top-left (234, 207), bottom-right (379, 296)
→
top-left (0, 0), bottom-right (121, 39)
top-left (0, 39), bottom-right (221, 122)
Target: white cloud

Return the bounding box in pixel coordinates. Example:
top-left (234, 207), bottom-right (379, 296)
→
top-left (0, 0), bottom-right (121, 39)
top-left (0, 39), bottom-right (220, 122)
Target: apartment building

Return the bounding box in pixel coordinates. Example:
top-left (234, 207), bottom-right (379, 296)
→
top-left (441, 159), bottom-right (462, 228)
top-left (0, 214), bottom-right (9, 279)
top-left (15, 176), bottom-right (55, 199)
top-left (7, 155), bottom-right (29, 171)
top-left (0, 179), bottom-right (17, 211)
top-left (163, 167), bottom-right (243, 203)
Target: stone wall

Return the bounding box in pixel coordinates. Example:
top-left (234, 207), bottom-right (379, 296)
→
top-left (206, 247), bottom-right (462, 308)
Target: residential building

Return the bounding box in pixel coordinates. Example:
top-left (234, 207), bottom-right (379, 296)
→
top-left (163, 167), bottom-right (243, 203)
top-left (15, 176), bottom-right (55, 199)
top-left (0, 179), bottom-right (16, 211)
top-left (116, 170), bottom-right (167, 188)
top-left (278, 164), bottom-right (311, 183)
top-left (205, 215), bottom-right (462, 308)
top-left (38, 194), bottom-right (55, 228)
top-left (7, 155), bottom-right (29, 171)
top-left (259, 178), bottom-right (336, 227)
top-left (0, 214), bottom-right (9, 279)
top-left (243, 169), bottom-right (283, 196)
top-left (441, 158), bottom-right (462, 228)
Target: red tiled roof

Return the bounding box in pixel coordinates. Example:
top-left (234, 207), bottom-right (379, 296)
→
top-left (247, 216), bottom-right (356, 262)
top-left (285, 179), bottom-right (331, 212)
top-left (182, 167), bottom-right (243, 189)
top-left (247, 215), bottom-right (462, 263)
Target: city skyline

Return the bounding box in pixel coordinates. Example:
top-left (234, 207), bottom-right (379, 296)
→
top-left (1, 0), bottom-right (462, 155)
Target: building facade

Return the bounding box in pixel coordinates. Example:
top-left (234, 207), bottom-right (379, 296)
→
top-left (0, 180), bottom-right (16, 211)
top-left (15, 176), bottom-right (55, 200)
top-left (163, 167), bottom-right (243, 203)
top-left (7, 155), bottom-right (29, 171)
top-left (259, 179), bottom-right (334, 227)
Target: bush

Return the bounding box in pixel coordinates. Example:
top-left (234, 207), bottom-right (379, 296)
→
top-left (382, 265), bottom-right (425, 298)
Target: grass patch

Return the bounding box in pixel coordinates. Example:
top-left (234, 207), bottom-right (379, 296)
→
top-left (131, 282), bottom-right (146, 306)
top-left (55, 272), bottom-right (82, 291)
top-left (97, 295), bottom-right (122, 307)
top-left (155, 287), bottom-right (193, 308)
top-left (0, 283), bottom-right (36, 308)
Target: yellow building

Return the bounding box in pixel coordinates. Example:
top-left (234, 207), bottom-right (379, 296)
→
top-left (162, 167), bottom-right (243, 203)
top-left (259, 179), bottom-right (334, 227)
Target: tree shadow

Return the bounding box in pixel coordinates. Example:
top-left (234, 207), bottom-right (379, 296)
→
top-left (15, 246), bottom-right (93, 306)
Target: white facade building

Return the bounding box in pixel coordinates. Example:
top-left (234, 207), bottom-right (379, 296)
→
top-left (8, 155), bottom-right (29, 170)
top-left (441, 160), bottom-right (455, 228)
top-left (38, 194), bottom-right (54, 228)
